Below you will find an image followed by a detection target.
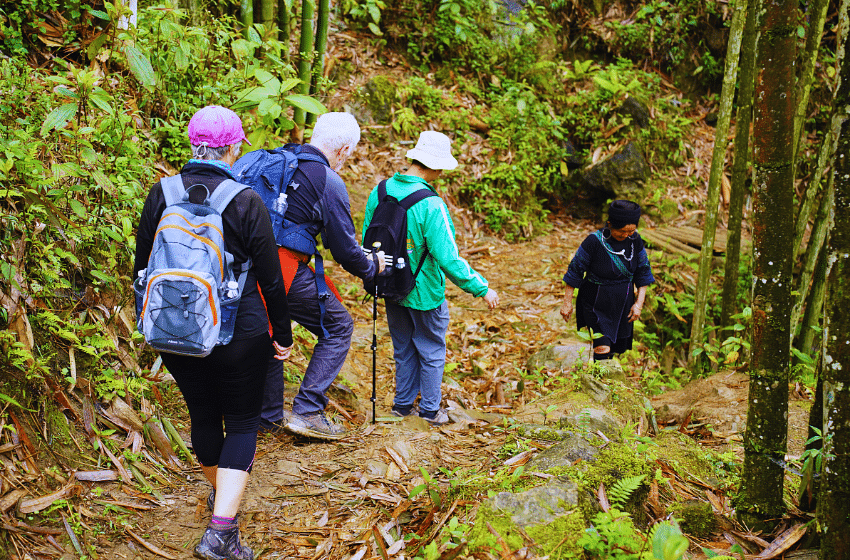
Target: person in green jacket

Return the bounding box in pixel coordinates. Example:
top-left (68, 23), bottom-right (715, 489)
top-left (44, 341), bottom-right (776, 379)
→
top-left (362, 131), bottom-right (500, 425)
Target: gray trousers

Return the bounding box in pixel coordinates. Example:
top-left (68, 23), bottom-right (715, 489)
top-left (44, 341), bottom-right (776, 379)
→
top-left (261, 263), bottom-right (354, 424)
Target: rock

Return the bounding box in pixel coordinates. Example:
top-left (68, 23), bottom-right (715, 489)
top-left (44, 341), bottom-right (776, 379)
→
top-left (704, 112), bottom-right (718, 126)
top-left (491, 477), bottom-right (580, 528)
top-left (516, 424), bottom-right (577, 442)
top-left (674, 500), bottom-right (717, 537)
top-left (526, 433), bottom-right (600, 469)
top-left (579, 374), bottom-right (611, 404)
top-left (580, 142), bottom-right (649, 202)
top-left (594, 360), bottom-right (627, 383)
top-left (560, 407), bottom-right (622, 438)
top-left (356, 75), bottom-right (397, 124)
top-left (562, 138), bottom-right (583, 170)
top-left (527, 343), bottom-right (592, 371)
top-left (618, 96), bottom-right (651, 128)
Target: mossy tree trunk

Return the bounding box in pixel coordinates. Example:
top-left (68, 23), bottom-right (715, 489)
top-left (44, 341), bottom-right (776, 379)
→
top-left (818, 1), bottom-right (850, 555)
top-left (792, 176), bottom-right (835, 339)
top-left (305, 0), bottom-right (329, 127)
top-left (687, 0), bottom-right (748, 370)
top-left (720, 0), bottom-right (758, 329)
top-left (293, 0), bottom-right (315, 134)
top-left (736, 0), bottom-right (796, 529)
top-left (793, 0), bottom-right (829, 163)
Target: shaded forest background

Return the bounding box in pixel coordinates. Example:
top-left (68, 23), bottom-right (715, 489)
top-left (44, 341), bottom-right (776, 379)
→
top-left (0, 0), bottom-right (848, 558)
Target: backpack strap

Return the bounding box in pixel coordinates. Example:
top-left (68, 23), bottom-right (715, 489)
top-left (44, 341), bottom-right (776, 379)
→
top-left (208, 179), bottom-right (252, 214)
top-left (160, 174), bottom-right (185, 206)
top-left (399, 187), bottom-right (438, 209)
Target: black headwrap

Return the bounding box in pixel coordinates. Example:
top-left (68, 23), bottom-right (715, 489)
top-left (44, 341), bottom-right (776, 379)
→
top-left (607, 200), bottom-right (641, 229)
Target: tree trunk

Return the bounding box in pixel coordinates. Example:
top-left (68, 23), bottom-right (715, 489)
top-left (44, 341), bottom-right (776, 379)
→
top-left (688, 0), bottom-right (748, 370)
top-left (305, 0), bottom-right (329, 127)
top-left (797, 202), bottom-right (833, 361)
top-left (818, 0), bottom-right (850, 555)
top-left (293, 0), bottom-right (315, 133)
top-left (793, 0), bottom-right (830, 163)
top-left (720, 1), bottom-right (758, 329)
top-left (792, 177), bottom-right (835, 338)
top-left (278, 0), bottom-right (292, 49)
top-left (240, 0), bottom-right (253, 31)
top-left (736, 0), bottom-right (796, 530)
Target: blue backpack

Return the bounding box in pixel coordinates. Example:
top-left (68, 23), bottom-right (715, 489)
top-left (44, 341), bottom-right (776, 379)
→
top-left (232, 145), bottom-right (327, 255)
top-left (134, 175), bottom-right (251, 357)
top-left (232, 145), bottom-right (337, 336)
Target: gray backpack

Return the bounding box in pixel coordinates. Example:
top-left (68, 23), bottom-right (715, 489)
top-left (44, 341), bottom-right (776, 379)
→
top-left (134, 175), bottom-right (251, 357)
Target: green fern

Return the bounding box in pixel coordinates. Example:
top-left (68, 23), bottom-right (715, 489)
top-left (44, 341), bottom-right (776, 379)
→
top-left (609, 474), bottom-right (647, 509)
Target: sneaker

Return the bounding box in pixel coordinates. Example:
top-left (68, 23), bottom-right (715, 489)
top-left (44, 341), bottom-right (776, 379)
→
top-left (417, 408), bottom-right (450, 426)
top-left (194, 524), bottom-right (253, 560)
top-left (284, 412), bottom-right (348, 441)
top-left (390, 404), bottom-right (418, 417)
top-left (258, 410), bottom-right (291, 435)
top-left (206, 489), bottom-right (215, 512)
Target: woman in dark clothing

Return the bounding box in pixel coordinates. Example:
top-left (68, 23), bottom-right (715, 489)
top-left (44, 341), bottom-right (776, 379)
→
top-left (560, 200), bottom-right (655, 361)
top-left (134, 106), bottom-right (292, 560)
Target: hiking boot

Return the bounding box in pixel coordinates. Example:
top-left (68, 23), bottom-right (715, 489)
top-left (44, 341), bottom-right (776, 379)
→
top-left (284, 412), bottom-right (348, 441)
top-left (390, 404), bottom-right (418, 417)
top-left (206, 489), bottom-right (215, 512)
top-left (417, 408), bottom-right (450, 426)
top-left (194, 523), bottom-right (253, 560)
top-left (258, 411), bottom-right (290, 435)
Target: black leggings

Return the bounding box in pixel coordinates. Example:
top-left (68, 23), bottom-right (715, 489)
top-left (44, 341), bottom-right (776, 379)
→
top-left (161, 334), bottom-right (272, 471)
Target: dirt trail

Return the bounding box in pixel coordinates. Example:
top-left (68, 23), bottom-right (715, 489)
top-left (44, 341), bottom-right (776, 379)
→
top-left (101, 224), bottom-right (589, 560)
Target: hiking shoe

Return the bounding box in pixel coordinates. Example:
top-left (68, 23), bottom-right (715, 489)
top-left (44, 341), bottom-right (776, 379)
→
top-left (258, 413), bottom-right (290, 435)
top-left (206, 489), bottom-right (215, 512)
top-left (390, 404), bottom-right (418, 417)
top-left (194, 524), bottom-right (253, 560)
top-left (284, 412), bottom-right (348, 441)
top-left (417, 408), bottom-right (450, 426)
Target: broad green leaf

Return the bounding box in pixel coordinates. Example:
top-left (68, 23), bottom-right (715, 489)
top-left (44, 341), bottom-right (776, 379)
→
top-left (104, 227), bottom-right (123, 242)
top-left (56, 87), bottom-right (79, 100)
top-left (285, 94), bottom-right (327, 116)
top-left (69, 198), bottom-right (87, 218)
top-left (41, 103), bottom-right (77, 136)
top-left (89, 89), bottom-right (114, 114)
top-left (124, 45), bottom-right (157, 88)
top-left (86, 8), bottom-right (110, 20)
top-left (258, 98), bottom-right (277, 116)
top-left (92, 170), bottom-right (116, 195)
top-left (91, 269), bottom-right (116, 283)
top-left (231, 39), bottom-right (256, 59)
top-left (368, 22), bottom-right (383, 36)
top-left (279, 77), bottom-right (301, 93)
top-left (247, 26), bottom-right (263, 44)
top-left (408, 484), bottom-right (427, 499)
top-left (254, 69), bottom-right (281, 93)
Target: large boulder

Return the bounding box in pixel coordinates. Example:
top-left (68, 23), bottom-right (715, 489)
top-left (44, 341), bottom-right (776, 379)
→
top-left (491, 477), bottom-right (581, 527)
top-left (527, 343), bottom-right (592, 372)
top-left (580, 141), bottom-right (650, 202)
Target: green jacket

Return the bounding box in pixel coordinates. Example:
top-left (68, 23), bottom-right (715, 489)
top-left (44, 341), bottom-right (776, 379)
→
top-left (362, 173), bottom-right (489, 310)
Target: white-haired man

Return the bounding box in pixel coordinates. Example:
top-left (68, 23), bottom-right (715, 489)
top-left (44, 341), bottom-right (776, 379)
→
top-left (260, 112), bottom-right (383, 440)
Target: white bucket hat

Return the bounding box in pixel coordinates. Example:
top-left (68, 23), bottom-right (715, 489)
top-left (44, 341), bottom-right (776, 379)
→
top-left (405, 131), bottom-right (458, 170)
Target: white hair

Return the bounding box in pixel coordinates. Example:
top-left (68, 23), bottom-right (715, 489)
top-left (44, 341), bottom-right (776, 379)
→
top-left (310, 112), bottom-right (361, 154)
top-left (191, 143), bottom-right (241, 161)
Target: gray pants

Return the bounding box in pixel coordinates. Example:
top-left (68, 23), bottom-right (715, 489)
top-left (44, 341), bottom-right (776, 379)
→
top-left (385, 300), bottom-right (450, 414)
top-left (261, 263), bottom-right (353, 424)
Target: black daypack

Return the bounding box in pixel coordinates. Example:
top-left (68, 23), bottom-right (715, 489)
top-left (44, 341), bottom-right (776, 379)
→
top-left (363, 180), bottom-right (438, 302)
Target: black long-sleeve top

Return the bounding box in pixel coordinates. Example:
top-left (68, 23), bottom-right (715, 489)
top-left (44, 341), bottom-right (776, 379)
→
top-left (134, 162), bottom-right (293, 347)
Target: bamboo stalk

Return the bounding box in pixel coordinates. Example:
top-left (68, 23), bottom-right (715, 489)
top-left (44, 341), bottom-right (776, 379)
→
top-left (305, 0), bottom-right (329, 126)
top-left (293, 0), bottom-right (315, 130)
top-left (688, 0), bottom-right (748, 370)
top-left (792, 0), bottom-right (830, 162)
top-left (720, 0), bottom-right (758, 328)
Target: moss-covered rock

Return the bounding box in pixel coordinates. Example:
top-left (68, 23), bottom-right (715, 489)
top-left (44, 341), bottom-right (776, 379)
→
top-left (672, 500), bottom-right (717, 537)
top-left (357, 75), bottom-right (397, 124)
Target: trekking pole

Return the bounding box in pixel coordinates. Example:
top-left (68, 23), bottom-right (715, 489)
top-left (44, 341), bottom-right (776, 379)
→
top-left (370, 241), bottom-right (381, 424)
